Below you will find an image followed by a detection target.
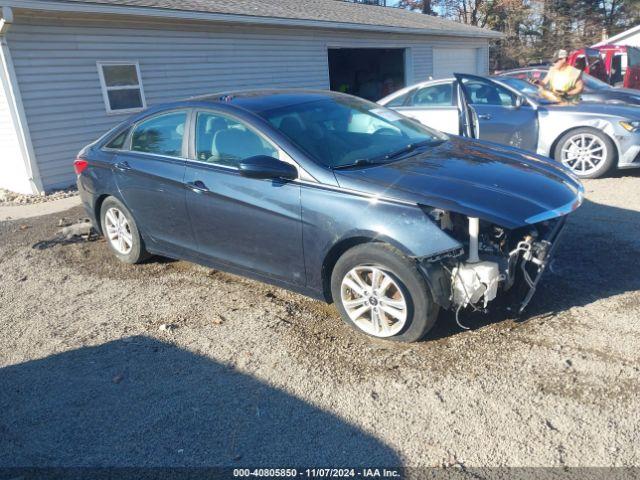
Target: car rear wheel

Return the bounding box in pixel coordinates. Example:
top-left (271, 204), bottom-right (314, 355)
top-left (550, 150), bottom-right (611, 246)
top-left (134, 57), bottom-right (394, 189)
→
top-left (331, 243), bottom-right (439, 342)
top-left (554, 128), bottom-right (615, 179)
top-left (100, 197), bottom-right (148, 264)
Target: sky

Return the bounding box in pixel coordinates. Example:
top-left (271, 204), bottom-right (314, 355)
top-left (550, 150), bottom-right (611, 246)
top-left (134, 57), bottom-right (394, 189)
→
top-left (379, 1), bottom-right (447, 16)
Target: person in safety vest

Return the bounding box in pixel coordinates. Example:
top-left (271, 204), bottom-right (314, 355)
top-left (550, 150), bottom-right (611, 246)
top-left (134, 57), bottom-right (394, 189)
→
top-left (538, 49), bottom-right (584, 103)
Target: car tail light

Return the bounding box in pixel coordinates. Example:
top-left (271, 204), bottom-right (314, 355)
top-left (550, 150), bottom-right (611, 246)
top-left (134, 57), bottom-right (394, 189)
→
top-left (74, 158), bottom-right (89, 175)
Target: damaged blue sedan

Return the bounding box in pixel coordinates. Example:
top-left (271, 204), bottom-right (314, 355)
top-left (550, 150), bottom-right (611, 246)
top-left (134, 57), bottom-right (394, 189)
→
top-left (76, 90), bottom-right (583, 342)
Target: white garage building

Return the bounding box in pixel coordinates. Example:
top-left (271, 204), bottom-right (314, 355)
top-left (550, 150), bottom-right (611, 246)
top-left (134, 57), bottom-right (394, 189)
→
top-left (594, 25), bottom-right (640, 48)
top-left (0, 0), bottom-right (500, 194)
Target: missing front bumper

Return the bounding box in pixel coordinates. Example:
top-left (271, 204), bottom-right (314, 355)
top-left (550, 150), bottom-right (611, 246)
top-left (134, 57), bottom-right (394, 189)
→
top-left (515, 216), bottom-right (567, 314)
top-left (419, 216), bottom-right (568, 316)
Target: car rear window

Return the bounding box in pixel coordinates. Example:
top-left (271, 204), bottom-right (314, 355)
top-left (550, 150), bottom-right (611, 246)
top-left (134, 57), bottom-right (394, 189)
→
top-left (104, 128), bottom-right (130, 150)
top-left (628, 47), bottom-right (640, 67)
top-left (385, 89), bottom-right (413, 107)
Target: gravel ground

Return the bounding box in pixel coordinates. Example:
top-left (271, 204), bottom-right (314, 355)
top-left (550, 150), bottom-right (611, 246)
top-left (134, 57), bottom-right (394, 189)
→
top-left (0, 173), bottom-right (639, 469)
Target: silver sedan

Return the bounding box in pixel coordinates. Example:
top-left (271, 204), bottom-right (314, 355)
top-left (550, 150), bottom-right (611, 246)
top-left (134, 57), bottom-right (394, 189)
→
top-left (379, 73), bottom-right (640, 178)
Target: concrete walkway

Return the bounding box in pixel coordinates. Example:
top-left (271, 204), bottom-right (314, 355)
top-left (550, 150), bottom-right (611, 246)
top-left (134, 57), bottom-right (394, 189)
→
top-left (0, 196), bottom-right (81, 222)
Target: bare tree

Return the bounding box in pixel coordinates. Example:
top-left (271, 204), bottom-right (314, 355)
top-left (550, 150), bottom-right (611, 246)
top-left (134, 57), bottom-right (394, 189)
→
top-left (398, 0), bottom-right (436, 15)
top-left (345, 0), bottom-right (640, 68)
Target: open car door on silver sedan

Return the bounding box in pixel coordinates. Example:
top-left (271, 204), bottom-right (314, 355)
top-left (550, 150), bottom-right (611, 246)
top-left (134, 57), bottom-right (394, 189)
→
top-left (454, 73), bottom-right (539, 151)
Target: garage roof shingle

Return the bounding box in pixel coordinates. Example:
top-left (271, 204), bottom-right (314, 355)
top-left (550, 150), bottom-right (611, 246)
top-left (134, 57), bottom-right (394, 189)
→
top-left (28, 0), bottom-right (502, 38)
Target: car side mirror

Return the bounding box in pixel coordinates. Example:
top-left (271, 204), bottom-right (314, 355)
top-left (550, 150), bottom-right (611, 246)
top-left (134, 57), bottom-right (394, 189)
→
top-left (515, 95), bottom-right (525, 108)
top-left (239, 155), bottom-right (297, 180)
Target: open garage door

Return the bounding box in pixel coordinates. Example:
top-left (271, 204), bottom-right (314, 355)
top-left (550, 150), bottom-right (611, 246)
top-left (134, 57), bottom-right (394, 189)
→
top-left (328, 48), bottom-right (406, 101)
top-left (433, 48), bottom-right (479, 79)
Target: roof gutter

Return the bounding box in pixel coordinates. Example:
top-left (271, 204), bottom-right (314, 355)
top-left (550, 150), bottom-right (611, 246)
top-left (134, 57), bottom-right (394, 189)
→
top-left (5, 0), bottom-right (503, 39)
top-left (0, 5), bottom-right (44, 194)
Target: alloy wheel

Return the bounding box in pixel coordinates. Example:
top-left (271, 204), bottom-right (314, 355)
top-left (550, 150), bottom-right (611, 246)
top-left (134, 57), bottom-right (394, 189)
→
top-left (560, 133), bottom-right (607, 176)
top-left (104, 207), bottom-right (133, 255)
top-left (340, 266), bottom-right (408, 338)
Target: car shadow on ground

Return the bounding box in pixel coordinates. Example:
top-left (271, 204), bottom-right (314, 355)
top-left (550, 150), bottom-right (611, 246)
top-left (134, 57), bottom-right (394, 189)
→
top-left (0, 337), bottom-right (401, 467)
top-left (426, 197), bottom-right (640, 340)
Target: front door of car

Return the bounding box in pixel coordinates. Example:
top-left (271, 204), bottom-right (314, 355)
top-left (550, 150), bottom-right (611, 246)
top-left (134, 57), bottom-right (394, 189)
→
top-left (113, 110), bottom-right (197, 255)
top-left (184, 110), bottom-right (305, 285)
top-left (392, 81), bottom-right (461, 135)
top-left (455, 73), bottom-right (539, 151)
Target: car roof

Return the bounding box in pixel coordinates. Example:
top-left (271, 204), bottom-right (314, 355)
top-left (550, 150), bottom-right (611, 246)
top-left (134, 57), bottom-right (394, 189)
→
top-left (124, 89), bottom-right (374, 128)
top-left (500, 66), bottom-right (549, 74)
top-left (188, 89), bottom-right (351, 113)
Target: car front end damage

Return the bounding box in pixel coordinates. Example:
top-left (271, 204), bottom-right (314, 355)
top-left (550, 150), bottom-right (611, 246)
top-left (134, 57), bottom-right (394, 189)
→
top-left (419, 209), bottom-right (575, 322)
top-left (615, 123), bottom-right (640, 168)
top-left (330, 134), bottom-right (585, 320)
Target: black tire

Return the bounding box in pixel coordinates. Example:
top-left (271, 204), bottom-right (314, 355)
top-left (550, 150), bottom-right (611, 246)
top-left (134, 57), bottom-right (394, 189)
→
top-left (554, 127), bottom-right (615, 179)
top-left (99, 196), bottom-right (148, 264)
top-left (330, 243), bottom-right (439, 343)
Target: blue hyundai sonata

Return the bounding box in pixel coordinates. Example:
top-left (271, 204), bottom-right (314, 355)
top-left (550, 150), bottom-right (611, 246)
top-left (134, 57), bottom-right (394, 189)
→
top-left (76, 90), bottom-right (583, 342)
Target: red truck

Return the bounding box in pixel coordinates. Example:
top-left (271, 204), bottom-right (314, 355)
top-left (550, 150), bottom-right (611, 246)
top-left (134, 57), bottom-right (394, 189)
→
top-left (568, 45), bottom-right (640, 90)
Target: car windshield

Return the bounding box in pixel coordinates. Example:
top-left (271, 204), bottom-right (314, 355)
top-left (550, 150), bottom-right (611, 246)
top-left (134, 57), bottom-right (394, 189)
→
top-left (505, 69), bottom-right (610, 92)
top-left (582, 72), bottom-right (611, 90)
top-left (496, 77), bottom-right (559, 104)
top-left (258, 96), bottom-right (447, 169)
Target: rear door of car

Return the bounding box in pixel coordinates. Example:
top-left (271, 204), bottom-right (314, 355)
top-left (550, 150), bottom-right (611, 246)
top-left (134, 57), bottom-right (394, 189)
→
top-left (624, 47), bottom-right (640, 89)
top-left (183, 108), bottom-right (305, 285)
top-left (586, 49), bottom-right (608, 82)
top-left (455, 73), bottom-right (539, 151)
top-left (392, 81), bottom-right (461, 135)
top-left (112, 109), bottom-right (197, 255)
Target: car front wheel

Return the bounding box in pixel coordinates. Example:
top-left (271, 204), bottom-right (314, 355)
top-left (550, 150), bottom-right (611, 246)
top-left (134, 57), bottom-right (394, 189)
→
top-left (554, 128), bottom-right (615, 179)
top-left (100, 196), bottom-right (148, 264)
top-left (331, 243), bottom-right (439, 342)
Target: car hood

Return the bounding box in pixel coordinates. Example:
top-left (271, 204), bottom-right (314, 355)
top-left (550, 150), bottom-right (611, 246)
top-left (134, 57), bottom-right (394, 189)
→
top-left (617, 87), bottom-right (640, 96)
top-left (585, 90), bottom-right (640, 105)
top-left (545, 101), bottom-right (640, 119)
top-left (334, 137), bottom-right (584, 229)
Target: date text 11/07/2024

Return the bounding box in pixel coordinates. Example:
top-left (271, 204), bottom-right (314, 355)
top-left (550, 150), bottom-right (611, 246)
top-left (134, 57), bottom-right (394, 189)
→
top-left (233, 468), bottom-right (402, 478)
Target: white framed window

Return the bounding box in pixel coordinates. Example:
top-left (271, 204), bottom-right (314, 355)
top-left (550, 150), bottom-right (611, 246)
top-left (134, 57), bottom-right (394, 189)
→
top-left (97, 61), bottom-right (146, 114)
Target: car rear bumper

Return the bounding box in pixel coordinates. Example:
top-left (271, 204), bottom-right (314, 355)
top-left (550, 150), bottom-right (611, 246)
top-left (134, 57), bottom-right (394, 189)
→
top-left (77, 176), bottom-right (100, 232)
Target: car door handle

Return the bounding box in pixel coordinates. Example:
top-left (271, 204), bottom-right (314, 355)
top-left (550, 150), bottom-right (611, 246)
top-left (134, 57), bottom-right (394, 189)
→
top-left (188, 180), bottom-right (209, 193)
top-left (114, 161), bottom-right (132, 172)
top-left (478, 114), bottom-right (492, 120)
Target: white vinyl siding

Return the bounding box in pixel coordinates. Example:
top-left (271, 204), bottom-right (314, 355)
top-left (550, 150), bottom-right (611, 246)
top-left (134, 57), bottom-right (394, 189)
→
top-left (7, 13), bottom-right (490, 191)
top-left (433, 47), bottom-right (480, 79)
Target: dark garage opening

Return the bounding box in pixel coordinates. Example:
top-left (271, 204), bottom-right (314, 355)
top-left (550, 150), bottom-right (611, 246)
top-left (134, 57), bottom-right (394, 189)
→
top-left (328, 48), bottom-right (406, 101)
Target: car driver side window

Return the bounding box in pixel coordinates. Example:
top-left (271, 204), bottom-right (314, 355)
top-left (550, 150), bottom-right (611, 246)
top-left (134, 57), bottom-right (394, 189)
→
top-left (195, 112), bottom-right (279, 168)
top-left (463, 79), bottom-right (516, 107)
top-left (410, 83), bottom-right (454, 107)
